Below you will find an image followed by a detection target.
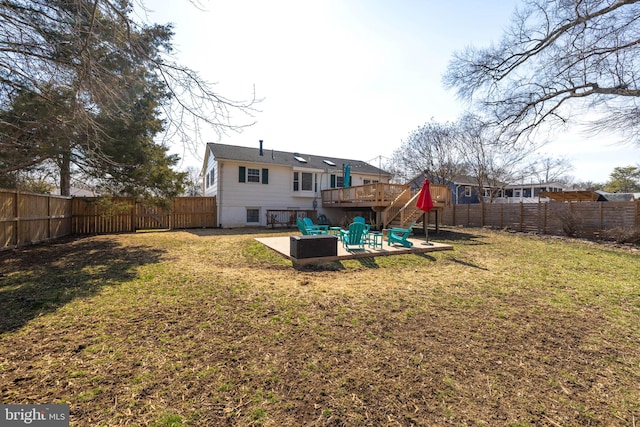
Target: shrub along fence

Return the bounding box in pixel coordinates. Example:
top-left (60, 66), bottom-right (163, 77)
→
top-left (1, 189), bottom-right (216, 251)
top-left (440, 201), bottom-right (640, 238)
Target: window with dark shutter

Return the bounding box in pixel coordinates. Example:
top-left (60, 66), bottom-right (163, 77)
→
top-left (247, 168), bottom-right (260, 182)
top-left (293, 172), bottom-right (299, 191)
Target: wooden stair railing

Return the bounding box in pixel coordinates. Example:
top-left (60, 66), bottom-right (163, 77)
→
top-left (381, 186), bottom-right (413, 229)
top-left (384, 191), bottom-right (440, 230)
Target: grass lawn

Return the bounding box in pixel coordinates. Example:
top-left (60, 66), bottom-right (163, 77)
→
top-left (1, 227), bottom-right (638, 426)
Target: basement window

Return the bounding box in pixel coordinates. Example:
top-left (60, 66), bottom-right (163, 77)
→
top-left (246, 208), bottom-right (260, 223)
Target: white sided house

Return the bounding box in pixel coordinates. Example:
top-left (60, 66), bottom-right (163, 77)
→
top-left (498, 182), bottom-right (570, 203)
top-left (202, 141), bottom-right (392, 228)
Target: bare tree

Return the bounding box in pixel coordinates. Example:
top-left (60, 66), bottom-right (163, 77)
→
top-left (444, 0), bottom-right (640, 145)
top-left (526, 156), bottom-right (574, 184)
top-left (388, 120), bottom-right (466, 184)
top-left (182, 166), bottom-right (202, 196)
top-left (456, 114), bottom-right (534, 203)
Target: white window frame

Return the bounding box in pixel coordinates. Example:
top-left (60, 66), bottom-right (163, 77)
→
top-left (301, 172), bottom-right (312, 191)
top-left (246, 208), bottom-right (260, 223)
top-left (247, 168), bottom-right (260, 183)
top-left (293, 170), bottom-right (314, 193)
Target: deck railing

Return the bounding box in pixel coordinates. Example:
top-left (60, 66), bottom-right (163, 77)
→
top-left (321, 183), bottom-right (408, 206)
top-left (430, 185), bottom-right (452, 207)
top-left (322, 183), bottom-right (451, 208)
top-left (380, 186), bottom-right (413, 226)
top-left (266, 209), bottom-right (317, 228)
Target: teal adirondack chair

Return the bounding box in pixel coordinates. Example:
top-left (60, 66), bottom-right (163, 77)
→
top-left (353, 215), bottom-right (371, 245)
top-left (340, 222), bottom-right (367, 251)
top-left (303, 217), bottom-right (329, 234)
top-left (387, 221), bottom-right (417, 248)
top-left (297, 218), bottom-right (325, 235)
top-left (353, 216), bottom-right (371, 232)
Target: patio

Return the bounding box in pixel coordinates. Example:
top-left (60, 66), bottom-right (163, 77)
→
top-left (255, 234), bottom-right (454, 266)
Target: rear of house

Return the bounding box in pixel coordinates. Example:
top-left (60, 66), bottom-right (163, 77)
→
top-left (202, 141), bottom-right (391, 228)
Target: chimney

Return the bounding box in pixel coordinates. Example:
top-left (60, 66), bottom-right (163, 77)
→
top-left (259, 139), bottom-right (263, 156)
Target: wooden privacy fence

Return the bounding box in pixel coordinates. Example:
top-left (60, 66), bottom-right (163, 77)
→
top-left (1, 189), bottom-right (217, 251)
top-left (0, 189), bottom-right (72, 250)
top-left (71, 197), bottom-right (217, 234)
top-left (440, 201), bottom-right (640, 237)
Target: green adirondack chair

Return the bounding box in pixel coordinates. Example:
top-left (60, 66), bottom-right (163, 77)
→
top-left (340, 222), bottom-right (367, 251)
top-left (387, 221), bottom-right (416, 248)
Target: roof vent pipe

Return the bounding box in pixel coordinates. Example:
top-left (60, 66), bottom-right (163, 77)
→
top-left (259, 140), bottom-right (263, 156)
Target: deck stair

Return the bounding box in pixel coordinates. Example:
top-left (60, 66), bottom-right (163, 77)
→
top-left (382, 191), bottom-right (425, 229)
top-left (321, 182), bottom-right (451, 230)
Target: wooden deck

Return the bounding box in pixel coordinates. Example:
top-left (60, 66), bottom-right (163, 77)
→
top-left (321, 183), bottom-right (450, 209)
top-left (320, 183), bottom-right (451, 229)
top-left (255, 235), bottom-right (453, 266)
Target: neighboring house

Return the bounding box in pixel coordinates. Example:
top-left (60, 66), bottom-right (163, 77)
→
top-left (496, 182), bottom-right (570, 203)
top-left (407, 174), bottom-right (570, 204)
top-left (202, 141), bottom-right (392, 227)
top-left (406, 174), bottom-right (501, 205)
top-left (540, 190), bottom-right (639, 202)
top-left (595, 191), bottom-right (639, 202)
top-left (53, 186), bottom-right (98, 197)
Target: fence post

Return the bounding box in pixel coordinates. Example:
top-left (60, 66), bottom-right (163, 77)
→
top-left (47, 194), bottom-right (52, 240)
top-left (599, 202), bottom-right (604, 235)
top-left (171, 198), bottom-right (175, 230)
top-left (14, 190), bottom-right (20, 247)
top-left (537, 202), bottom-right (541, 234)
top-left (520, 202), bottom-right (524, 232)
top-left (131, 200), bottom-right (136, 232)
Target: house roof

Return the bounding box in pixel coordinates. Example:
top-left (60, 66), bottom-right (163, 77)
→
top-left (206, 142), bottom-right (391, 177)
top-left (595, 191), bottom-right (638, 202)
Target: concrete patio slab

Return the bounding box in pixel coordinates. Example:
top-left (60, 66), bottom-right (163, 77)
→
top-left (255, 235), bottom-right (454, 266)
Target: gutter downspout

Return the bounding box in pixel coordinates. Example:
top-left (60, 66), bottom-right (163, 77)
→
top-left (455, 184), bottom-right (462, 205)
top-left (218, 163), bottom-right (223, 228)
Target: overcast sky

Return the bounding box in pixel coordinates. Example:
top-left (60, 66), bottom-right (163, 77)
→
top-left (144, 0), bottom-right (640, 183)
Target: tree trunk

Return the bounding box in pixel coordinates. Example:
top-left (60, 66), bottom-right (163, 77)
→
top-left (59, 150), bottom-right (71, 196)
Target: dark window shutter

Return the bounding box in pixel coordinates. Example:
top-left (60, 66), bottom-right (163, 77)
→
top-left (262, 168), bottom-right (269, 184)
top-left (330, 174), bottom-right (336, 188)
top-left (239, 166), bottom-right (246, 183)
